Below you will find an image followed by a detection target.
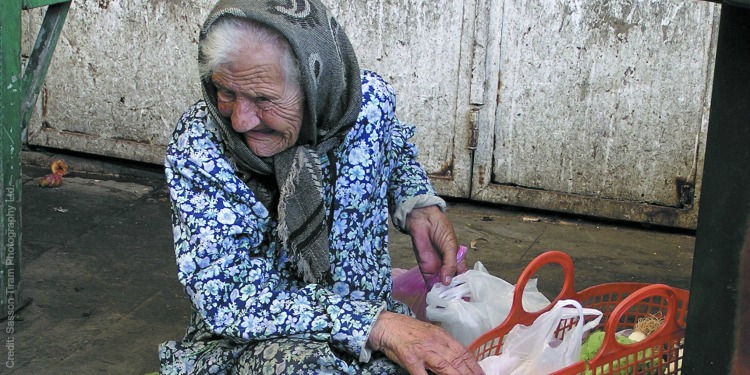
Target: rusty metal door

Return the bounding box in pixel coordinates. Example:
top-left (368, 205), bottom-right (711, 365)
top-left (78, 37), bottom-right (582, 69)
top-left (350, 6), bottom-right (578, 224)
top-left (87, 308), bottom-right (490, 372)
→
top-left (470, 0), bottom-right (720, 229)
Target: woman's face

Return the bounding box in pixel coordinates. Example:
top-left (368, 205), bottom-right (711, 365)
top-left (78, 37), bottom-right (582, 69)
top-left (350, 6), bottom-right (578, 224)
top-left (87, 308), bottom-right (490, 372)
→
top-left (211, 41), bottom-right (303, 157)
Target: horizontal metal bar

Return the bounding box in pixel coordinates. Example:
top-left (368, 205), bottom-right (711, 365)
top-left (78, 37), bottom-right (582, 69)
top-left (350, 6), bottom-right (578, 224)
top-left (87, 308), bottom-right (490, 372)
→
top-left (22, 0), bottom-right (71, 10)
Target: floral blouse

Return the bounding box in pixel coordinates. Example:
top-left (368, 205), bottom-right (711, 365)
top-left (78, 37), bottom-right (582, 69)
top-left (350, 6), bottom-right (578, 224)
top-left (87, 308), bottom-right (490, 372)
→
top-left (160, 71), bottom-right (437, 372)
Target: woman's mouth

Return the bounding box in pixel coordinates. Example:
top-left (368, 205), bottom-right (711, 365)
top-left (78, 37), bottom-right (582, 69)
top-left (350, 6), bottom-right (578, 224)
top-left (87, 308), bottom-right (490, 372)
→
top-left (244, 129), bottom-right (277, 142)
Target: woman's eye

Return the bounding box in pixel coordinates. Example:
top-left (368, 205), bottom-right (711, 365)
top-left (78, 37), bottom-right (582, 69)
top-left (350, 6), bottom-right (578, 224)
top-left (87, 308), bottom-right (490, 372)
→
top-left (255, 97), bottom-right (273, 109)
top-left (217, 89), bottom-right (235, 101)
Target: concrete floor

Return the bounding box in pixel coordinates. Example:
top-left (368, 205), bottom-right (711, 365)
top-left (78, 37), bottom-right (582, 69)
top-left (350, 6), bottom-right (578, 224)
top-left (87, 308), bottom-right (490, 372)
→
top-left (1, 151), bottom-right (695, 374)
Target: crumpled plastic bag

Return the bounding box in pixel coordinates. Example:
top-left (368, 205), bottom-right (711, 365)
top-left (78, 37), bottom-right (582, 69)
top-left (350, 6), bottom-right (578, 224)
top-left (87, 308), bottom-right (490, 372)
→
top-left (478, 299), bottom-right (603, 375)
top-left (392, 246), bottom-right (467, 321)
top-left (425, 261), bottom-right (551, 347)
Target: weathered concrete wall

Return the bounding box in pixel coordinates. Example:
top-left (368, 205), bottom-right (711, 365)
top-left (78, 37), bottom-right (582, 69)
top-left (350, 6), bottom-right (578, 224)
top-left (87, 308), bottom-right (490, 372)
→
top-left (22, 0), bottom-right (720, 227)
top-left (24, 0), bottom-right (474, 170)
top-left (24, 0), bottom-right (214, 164)
top-left (321, 0), bottom-right (477, 197)
top-left (25, 0), bottom-right (477, 195)
top-left (467, 0), bottom-right (719, 228)
top-left (327, 1), bottom-right (464, 168)
top-left (489, 0), bottom-right (718, 206)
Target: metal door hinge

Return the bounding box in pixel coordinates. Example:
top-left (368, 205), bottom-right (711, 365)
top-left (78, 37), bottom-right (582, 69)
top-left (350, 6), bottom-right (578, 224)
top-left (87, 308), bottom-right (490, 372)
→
top-left (468, 108), bottom-right (479, 150)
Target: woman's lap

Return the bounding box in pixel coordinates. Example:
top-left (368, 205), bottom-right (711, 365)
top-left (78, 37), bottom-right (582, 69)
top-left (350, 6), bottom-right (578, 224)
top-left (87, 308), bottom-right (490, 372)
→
top-left (159, 336), bottom-right (406, 374)
top-left (235, 337), bottom-right (404, 374)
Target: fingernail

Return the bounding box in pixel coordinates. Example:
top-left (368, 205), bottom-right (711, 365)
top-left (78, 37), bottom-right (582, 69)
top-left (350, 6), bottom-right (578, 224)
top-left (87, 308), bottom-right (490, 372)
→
top-left (444, 275), bottom-right (452, 284)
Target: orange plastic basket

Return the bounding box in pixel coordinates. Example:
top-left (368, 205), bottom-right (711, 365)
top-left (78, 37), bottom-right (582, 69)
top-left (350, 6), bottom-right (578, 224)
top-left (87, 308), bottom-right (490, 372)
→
top-left (468, 251), bottom-right (689, 375)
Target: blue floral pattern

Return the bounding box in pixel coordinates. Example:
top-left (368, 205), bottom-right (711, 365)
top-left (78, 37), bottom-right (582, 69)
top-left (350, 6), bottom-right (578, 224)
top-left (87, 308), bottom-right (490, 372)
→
top-left (159, 71), bottom-right (436, 374)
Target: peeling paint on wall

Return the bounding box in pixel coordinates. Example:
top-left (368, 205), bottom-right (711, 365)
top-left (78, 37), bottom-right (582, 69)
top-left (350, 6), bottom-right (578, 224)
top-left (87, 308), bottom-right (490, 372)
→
top-left (491, 0), bottom-right (718, 208)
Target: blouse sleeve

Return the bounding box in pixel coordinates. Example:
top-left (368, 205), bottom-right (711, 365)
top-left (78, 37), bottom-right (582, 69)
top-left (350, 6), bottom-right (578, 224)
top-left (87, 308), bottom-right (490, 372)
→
top-left (364, 73), bottom-right (444, 231)
top-left (164, 102), bottom-right (383, 361)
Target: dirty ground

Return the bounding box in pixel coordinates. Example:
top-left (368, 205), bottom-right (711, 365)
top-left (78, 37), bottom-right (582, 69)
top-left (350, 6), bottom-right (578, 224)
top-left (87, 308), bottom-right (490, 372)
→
top-left (2, 151), bottom-right (694, 374)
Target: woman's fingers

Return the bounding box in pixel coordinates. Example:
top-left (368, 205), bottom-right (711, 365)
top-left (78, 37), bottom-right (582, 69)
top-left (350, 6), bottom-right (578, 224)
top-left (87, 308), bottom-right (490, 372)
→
top-left (422, 351), bottom-right (461, 375)
top-left (435, 332), bottom-right (483, 375)
top-left (406, 205), bottom-right (460, 285)
top-left (456, 257), bottom-right (469, 275)
top-left (438, 243), bottom-right (458, 285)
top-left (402, 346), bottom-right (476, 375)
top-left (369, 312), bottom-right (485, 375)
top-left (421, 345), bottom-right (484, 375)
top-left (447, 346), bottom-right (485, 375)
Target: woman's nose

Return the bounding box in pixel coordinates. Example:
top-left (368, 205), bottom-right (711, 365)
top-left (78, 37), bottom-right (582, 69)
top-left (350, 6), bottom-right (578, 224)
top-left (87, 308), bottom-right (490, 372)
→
top-left (231, 98), bottom-right (261, 132)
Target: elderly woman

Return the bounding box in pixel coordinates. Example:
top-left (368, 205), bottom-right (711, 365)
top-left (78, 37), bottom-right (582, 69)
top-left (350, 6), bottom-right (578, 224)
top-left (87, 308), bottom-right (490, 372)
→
top-left (159, 1), bottom-right (484, 374)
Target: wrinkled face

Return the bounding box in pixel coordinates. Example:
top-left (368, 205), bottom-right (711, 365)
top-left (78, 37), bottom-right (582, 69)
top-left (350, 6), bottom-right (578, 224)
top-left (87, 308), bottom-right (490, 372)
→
top-left (211, 41), bottom-right (304, 157)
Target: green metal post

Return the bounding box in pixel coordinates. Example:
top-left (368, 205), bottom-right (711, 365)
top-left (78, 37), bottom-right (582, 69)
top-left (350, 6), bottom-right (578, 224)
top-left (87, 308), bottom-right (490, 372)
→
top-left (682, 3), bottom-right (750, 374)
top-left (0, 0), bottom-right (24, 320)
top-left (0, 0), bottom-right (23, 321)
top-left (1, 0), bottom-right (71, 319)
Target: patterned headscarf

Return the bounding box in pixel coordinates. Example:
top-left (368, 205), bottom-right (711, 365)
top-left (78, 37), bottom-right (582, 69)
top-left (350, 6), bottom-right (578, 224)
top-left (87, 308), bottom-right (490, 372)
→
top-left (199, 0), bottom-right (362, 284)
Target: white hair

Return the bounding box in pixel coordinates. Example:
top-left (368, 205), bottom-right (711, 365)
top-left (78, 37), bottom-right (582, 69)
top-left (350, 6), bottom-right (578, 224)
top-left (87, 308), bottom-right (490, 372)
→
top-left (199, 16), bottom-right (301, 88)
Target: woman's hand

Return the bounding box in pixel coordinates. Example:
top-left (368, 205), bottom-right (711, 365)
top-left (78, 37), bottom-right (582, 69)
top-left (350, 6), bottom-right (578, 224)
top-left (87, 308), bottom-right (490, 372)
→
top-left (367, 311), bottom-right (485, 375)
top-left (405, 205), bottom-right (467, 286)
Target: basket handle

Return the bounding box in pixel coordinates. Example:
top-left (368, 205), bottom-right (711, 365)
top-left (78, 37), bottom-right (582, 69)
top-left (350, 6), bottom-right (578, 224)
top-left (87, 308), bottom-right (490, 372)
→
top-left (594, 284), bottom-right (681, 358)
top-left (506, 251), bottom-right (578, 323)
top-left (468, 251), bottom-right (577, 356)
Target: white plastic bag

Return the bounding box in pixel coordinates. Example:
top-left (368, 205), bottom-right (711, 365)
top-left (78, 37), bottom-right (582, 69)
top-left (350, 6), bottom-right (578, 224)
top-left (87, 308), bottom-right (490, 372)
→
top-left (392, 246), bottom-right (468, 321)
top-left (478, 299), bottom-right (603, 375)
top-left (425, 261), bottom-right (550, 347)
